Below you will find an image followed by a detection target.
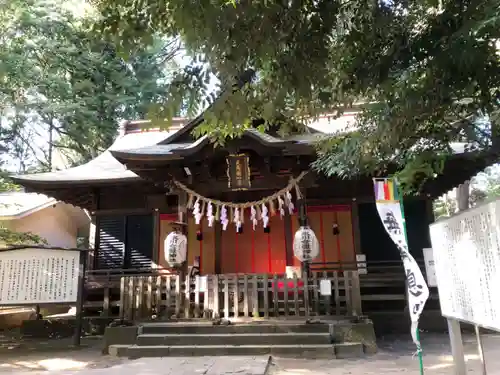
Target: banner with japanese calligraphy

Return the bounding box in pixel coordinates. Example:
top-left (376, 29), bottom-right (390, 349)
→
top-left (0, 248), bottom-right (80, 305)
top-left (374, 179), bottom-right (429, 348)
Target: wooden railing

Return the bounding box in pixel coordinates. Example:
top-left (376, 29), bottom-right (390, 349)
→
top-left (83, 259), bottom-right (440, 320)
top-left (119, 271), bottom-right (361, 321)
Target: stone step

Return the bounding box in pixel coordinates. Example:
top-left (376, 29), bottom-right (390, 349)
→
top-left (139, 322), bottom-right (332, 335)
top-left (109, 343), bottom-right (364, 359)
top-left (136, 332), bottom-right (332, 346)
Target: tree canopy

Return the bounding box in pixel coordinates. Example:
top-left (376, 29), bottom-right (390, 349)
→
top-left (0, 0), bottom-right (208, 245)
top-left (0, 0), bottom-right (205, 171)
top-left (92, 0), bottom-right (500, 190)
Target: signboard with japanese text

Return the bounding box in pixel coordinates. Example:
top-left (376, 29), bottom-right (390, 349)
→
top-left (429, 200), bottom-right (500, 332)
top-left (226, 153), bottom-right (251, 190)
top-left (0, 248), bottom-right (80, 305)
top-left (422, 248), bottom-right (437, 287)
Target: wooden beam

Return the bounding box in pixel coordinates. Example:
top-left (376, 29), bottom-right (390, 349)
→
top-left (92, 208), bottom-right (155, 216)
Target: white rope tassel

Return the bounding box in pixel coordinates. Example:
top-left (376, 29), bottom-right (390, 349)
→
top-left (207, 202), bottom-right (215, 227)
top-left (250, 206), bottom-right (258, 230)
top-left (261, 203), bottom-right (269, 228)
top-left (286, 190), bottom-right (294, 215)
top-left (193, 198), bottom-right (202, 224)
top-left (221, 205), bottom-right (229, 230)
top-left (234, 207), bottom-right (241, 232)
top-left (278, 195), bottom-right (285, 217)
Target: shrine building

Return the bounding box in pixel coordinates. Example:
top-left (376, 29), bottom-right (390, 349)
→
top-left (11, 110), bottom-right (487, 323)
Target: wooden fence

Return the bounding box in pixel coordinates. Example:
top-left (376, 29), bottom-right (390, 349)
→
top-left (117, 271), bottom-right (361, 321)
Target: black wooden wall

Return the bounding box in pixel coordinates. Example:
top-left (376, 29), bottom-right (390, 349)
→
top-left (95, 214), bottom-right (154, 269)
top-left (358, 199), bottom-right (432, 262)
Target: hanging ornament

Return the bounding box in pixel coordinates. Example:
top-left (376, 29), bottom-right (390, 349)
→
top-left (261, 203), bottom-right (269, 228)
top-left (193, 198), bottom-right (202, 224)
top-left (286, 190), bottom-right (294, 215)
top-left (255, 205), bottom-right (262, 220)
top-left (221, 205), bottom-right (229, 230)
top-left (250, 206), bottom-right (258, 230)
top-left (269, 200), bottom-right (277, 216)
top-left (207, 202), bottom-right (215, 227)
top-left (333, 223), bottom-right (340, 235)
top-left (234, 207), bottom-right (241, 232)
top-left (196, 228), bottom-right (203, 241)
top-left (278, 196), bottom-right (285, 217)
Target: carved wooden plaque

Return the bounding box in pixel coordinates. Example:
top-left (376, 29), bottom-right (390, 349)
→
top-left (226, 153), bottom-right (251, 190)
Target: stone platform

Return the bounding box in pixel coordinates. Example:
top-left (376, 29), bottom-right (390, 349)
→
top-left (105, 318), bottom-right (377, 359)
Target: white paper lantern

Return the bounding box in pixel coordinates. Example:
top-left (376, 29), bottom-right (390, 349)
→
top-left (293, 226), bottom-right (320, 262)
top-left (164, 231), bottom-right (187, 266)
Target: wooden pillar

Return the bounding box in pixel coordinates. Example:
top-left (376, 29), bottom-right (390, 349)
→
top-left (89, 188), bottom-right (100, 270)
top-left (214, 222), bottom-right (222, 274)
top-left (284, 212), bottom-right (294, 266)
top-left (177, 191), bottom-right (188, 228)
top-left (349, 199), bottom-right (363, 316)
top-left (152, 209), bottom-right (160, 265)
top-left (425, 195), bottom-right (435, 248)
top-left (296, 197), bottom-right (309, 278)
top-left (177, 191), bottom-right (188, 277)
top-left (446, 183), bottom-right (468, 375)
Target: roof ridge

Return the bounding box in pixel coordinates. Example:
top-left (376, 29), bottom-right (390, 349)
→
top-left (159, 69), bottom-right (257, 146)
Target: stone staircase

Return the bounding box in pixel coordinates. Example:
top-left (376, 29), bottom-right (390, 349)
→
top-left (107, 319), bottom-right (377, 359)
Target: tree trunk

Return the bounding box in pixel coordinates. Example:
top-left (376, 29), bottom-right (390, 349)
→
top-left (48, 119), bottom-right (54, 171)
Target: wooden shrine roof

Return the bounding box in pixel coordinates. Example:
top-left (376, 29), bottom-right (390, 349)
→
top-left (11, 119), bottom-right (188, 186)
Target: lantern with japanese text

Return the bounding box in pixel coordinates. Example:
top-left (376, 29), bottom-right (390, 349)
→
top-left (164, 231), bottom-right (187, 266)
top-left (293, 226), bottom-right (320, 262)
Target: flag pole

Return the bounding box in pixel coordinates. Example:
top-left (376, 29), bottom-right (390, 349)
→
top-left (395, 179), bottom-right (425, 375)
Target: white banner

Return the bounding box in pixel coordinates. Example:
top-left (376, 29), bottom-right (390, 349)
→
top-left (375, 201), bottom-right (429, 346)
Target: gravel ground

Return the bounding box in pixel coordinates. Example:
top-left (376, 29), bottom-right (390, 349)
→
top-left (270, 333), bottom-right (500, 375)
top-left (0, 333), bottom-right (498, 375)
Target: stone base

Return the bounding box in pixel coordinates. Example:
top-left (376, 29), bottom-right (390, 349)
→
top-left (103, 326), bottom-right (138, 355)
top-left (104, 319), bottom-right (376, 359)
top-left (330, 318), bottom-right (377, 354)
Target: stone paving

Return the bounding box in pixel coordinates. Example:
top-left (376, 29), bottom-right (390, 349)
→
top-left (0, 351), bottom-right (271, 375)
top-left (0, 333), bottom-right (499, 375)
